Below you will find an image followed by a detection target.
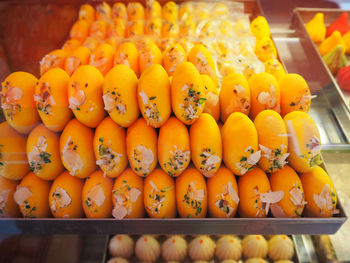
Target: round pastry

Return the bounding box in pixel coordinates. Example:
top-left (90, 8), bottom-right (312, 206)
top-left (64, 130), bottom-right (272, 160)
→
top-left (144, 168), bottom-right (176, 218)
top-left (26, 124), bottom-right (64, 181)
top-left (201, 74), bottom-right (220, 122)
top-left (138, 39), bottom-right (162, 74)
top-left (35, 68), bottom-right (72, 132)
top-left (245, 258), bottom-right (268, 263)
top-left (207, 167), bottom-right (239, 218)
top-left (270, 165), bottom-right (306, 217)
top-left (126, 118), bottom-right (157, 177)
top-left (114, 42), bottom-right (139, 76)
top-left (89, 20), bottom-right (108, 40)
top-left (138, 64), bottom-right (171, 128)
top-left (171, 62), bottom-right (206, 125)
top-left (112, 2), bottom-right (127, 20)
top-left (83, 37), bottom-right (100, 52)
top-left (64, 46), bottom-right (91, 76)
top-left (162, 235), bottom-right (187, 261)
top-left (264, 59), bottom-right (286, 81)
top-left (60, 118), bottom-right (96, 178)
top-left (248, 72), bottom-right (280, 119)
top-left (68, 65), bottom-right (105, 128)
top-left (279, 74), bottom-right (312, 117)
top-left (82, 170), bottom-right (113, 218)
top-left (254, 110), bottom-right (288, 173)
top-left (188, 236), bottom-right (215, 261)
top-left (95, 2), bottom-right (112, 22)
top-left (0, 121), bottom-right (29, 180)
top-left (93, 117), bottom-right (128, 178)
top-left (103, 64), bottom-right (139, 127)
top-left (40, 49), bottom-right (68, 76)
top-left (1, 71), bottom-right (40, 134)
top-left (163, 1), bottom-right (178, 22)
top-left (49, 171), bottom-right (84, 218)
top-left (242, 235), bottom-right (268, 259)
top-left (109, 234), bottom-right (134, 258)
top-left (0, 176), bottom-right (20, 217)
top-left (62, 39), bottom-right (82, 53)
top-left (78, 4), bottom-right (95, 25)
top-left (283, 111), bottom-right (322, 173)
top-left (135, 235), bottom-right (160, 262)
top-left (112, 168), bottom-right (144, 219)
top-left (127, 2), bottom-right (145, 21)
top-left (268, 235), bottom-right (294, 261)
top-left (158, 117), bottom-right (191, 177)
top-left (190, 113), bottom-right (222, 177)
top-left (14, 172), bottom-right (51, 218)
top-left (176, 167), bottom-right (207, 218)
top-left (221, 112), bottom-right (259, 176)
top-left (146, 0), bottom-right (161, 19)
top-left (70, 20), bottom-right (89, 43)
top-left (215, 235), bottom-right (242, 260)
top-left (188, 44), bottom-right (217, 84)
top-left (89, 43), bottom-right (114, 76)
top-left (238, 167), bottom-right (272, 218)
top-left (301, 166), bottom-right (338, 217)
top-left (107, 257), bottom-right (129, 263)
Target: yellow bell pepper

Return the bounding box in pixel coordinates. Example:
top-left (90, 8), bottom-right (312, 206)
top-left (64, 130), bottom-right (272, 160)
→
top-left (305, 13), bottom-right (326, 43)
top-left (319, 31), bottom-right (346, 56)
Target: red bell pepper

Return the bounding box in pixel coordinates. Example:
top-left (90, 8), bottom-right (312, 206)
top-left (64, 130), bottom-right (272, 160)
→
top-left (337, 65), bottom-right (350, 91)
top-left (327, 12), bottom-right (350, 37)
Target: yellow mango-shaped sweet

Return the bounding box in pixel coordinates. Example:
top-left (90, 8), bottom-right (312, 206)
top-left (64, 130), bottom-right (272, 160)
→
top-left (176, 167), bottom-right (207, 218)
top-left (89, 43), bottom-right (114, 76)
top-left (264, 59), bottom-right (286, 81)
top-left (93, 117), bottom-right (127, 178)
top-left (126, 118), bottom-right (157, 177)
top-left (138, 40), bottom-right (162, 74)
top-left (1, 72), bottom-right (40, 134)
top-left (62, 39), bottom-right (82, 53)
top-left (70, 20), bottom-right (89, 43)
top-left (64, 46), bottom-right (91, 76)
top-left (158, 117), bottom-right (191, 177)
top-left (301, 166), bottom-right (337, 217)
top-left (112, 2), bottom-right (127, 20)
top-left (35, 68), bottom-right (72, 132)
top-left (238, 167), bottom-right (271, 218)
top-left (284, 111), bottom-right (322, 173)
top-left (255, 37), bottom-right (277, 62)
top-left (78, 4), bottom-right (95, 25)
top-left (179, 17), bottom-right (196, 37)
top-left (83, 37), bottom-right (100, 52)
top-left (60, 119), bottom-right (96, 178)
top-left (146, 0), bottom-right (162, 19)
top-left (112, 168), bottom-right (144, 219)
top-left (163, 1), bottom-right (178, 22)
top-left (249, 72), bottom-right (280, 120)
top-left (96, 2), bottom-right (112, 21)
top-left (250, 16), bottom-right (271, 40)
top-left (0, 122), bottom-right (29, 180)
top-left (89, 20), bottom-right (108, 40)
top-left (40, 49), bottom-right (68, 76)
top-left (319, 31), bottom-right (346, 56)
top-left (0, 176), bottom-right (20, 217)
top-left (138, 64), bottom-right (171, 128)
top-left (201, 75), bottom-right (220, 122)
top-left (171, 62), bottom-right (206, 125)
top-left (103, 64), bottom-right (139, 127)
top-left (127, 2), bottom-right (145, 21)
top-left (82, 169), bottom-right (114, 218)
top-left (14, 172), bottom-right (51, 218)
top-left (220, 73), bottom-right (250, 122)
top-left (222, 112), bottom-right (260, 176)
top-left (188, 44), bottom-right (217, 84)
top-left (145, 18), bottom-right (162, 37)
top-left (254, 110), bottom-right (288, 173)
top-left (162, 21), bottom-right (179, 38)
top-left (207, 167), bottom-right (239, 218)
top-left (49, 171), bottom-right (84, 218)
top-left (190, 113), bottom-right (222, 178)
top-left (270, 165), bottom-right (305, 217)
top-left (144, 168), bottom-right (176, 218)
top-left (68, 65), bottom-right (105, 128)
top-left (279, 73), bottom-right (312, 117)
top-left (26, 124), bottom-right (64, 181)
top-left (114, 42), bottom-right (139, 76)
top-left (127, 20), bottom-right (144, 37)
top-left (163, 44), bottom-right (187, 76)
top-left (306, 13), bottom-right (326, 43)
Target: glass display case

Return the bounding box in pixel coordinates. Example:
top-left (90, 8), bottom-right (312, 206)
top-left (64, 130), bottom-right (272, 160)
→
top-left (0, 0), bottom-right (349, 262)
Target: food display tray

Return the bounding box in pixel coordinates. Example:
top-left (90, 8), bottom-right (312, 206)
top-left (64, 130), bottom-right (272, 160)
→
top-left (0, 1), bottom-right (347, 236)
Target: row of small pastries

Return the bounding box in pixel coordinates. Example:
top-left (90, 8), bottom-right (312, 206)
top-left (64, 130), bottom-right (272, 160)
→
top-left (108, 234), bottom-right (294, 262)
